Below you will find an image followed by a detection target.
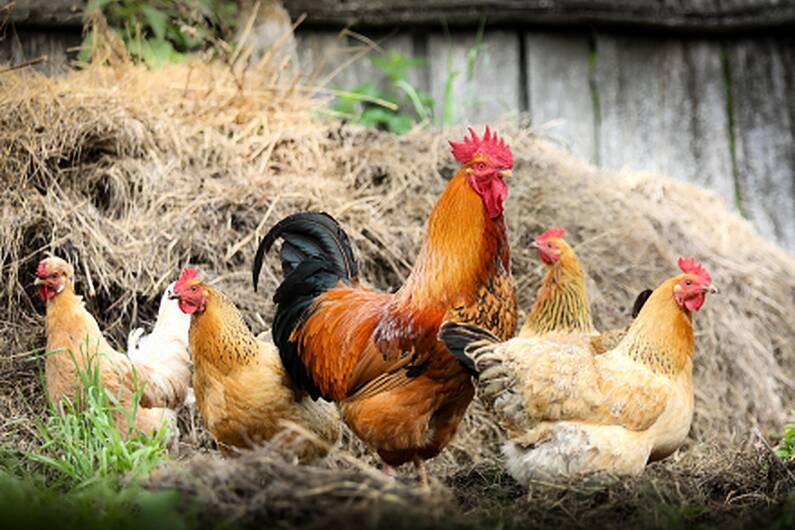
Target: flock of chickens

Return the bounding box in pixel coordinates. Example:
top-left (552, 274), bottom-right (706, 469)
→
top-left (34, 126), bottom-right (716, 485)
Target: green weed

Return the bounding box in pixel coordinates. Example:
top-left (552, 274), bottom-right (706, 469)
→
top-left (79, 0), bottom-right (238, 67)
top-left (775, 411), bottom-right (795, 460)
top-left (331, 52), bottom-right (433, 134)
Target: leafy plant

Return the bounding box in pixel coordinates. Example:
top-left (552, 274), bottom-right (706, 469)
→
top-left (775, 411), bottom-right (795, 460)
top-left (331, 52), bottom-right (433, 134)
top-left (29, 341), bottom-right (171, 490)
top-left (80, 0), bottom-right (238, 67)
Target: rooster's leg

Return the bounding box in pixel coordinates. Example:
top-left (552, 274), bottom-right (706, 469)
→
top-left (413, 456), bottom-right (429, 490)
top-left (380, 462), bottom-right (396, 478)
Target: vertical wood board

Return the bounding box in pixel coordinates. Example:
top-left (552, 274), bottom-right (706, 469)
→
top-left (525, 32), bottom-right (596, 164)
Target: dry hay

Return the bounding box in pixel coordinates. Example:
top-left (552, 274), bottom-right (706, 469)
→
top-left (1, 52), bottom-right (795, 527)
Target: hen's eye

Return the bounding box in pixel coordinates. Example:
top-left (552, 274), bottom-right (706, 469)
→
top-left (50, 273), bottom-right (58, 279)
top-left (685, 280), bottom-right (692, 286)
top-left (191, 286), bottom-right (197, 292)
top-left (478, 163), bottom-right (486, 170)
top-left (546, 243), bottom-right (553, 249)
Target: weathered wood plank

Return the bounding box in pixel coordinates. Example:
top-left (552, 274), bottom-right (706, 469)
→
top-left (7, 0), bottom-right (84, 27)
top-left (295, 31), bottom-right (417, 93)
top-left (657, 40), bottom-right (735, 203)
top-left (595, 35), bottom-right (662, 172)
top-left (525, 32), bottom-right (595, 164)
top-left (283, 0), bottom-right (795, 32)
top-left (595, 35), bottom-right (735, 208)
top-left (427, 30), bottom-right (521, 126)
top-left (0, 28), bottom-right (80, 74)
top-left (10, 0), bottom-right (795, 33)
top-left (728, 38), bottom-right (795, 250)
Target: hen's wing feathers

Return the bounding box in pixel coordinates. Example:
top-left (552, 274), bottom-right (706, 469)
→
top-left (485, 339), bottom-right (669, 431)
top-left (440, 322), bottom-right (668, 432)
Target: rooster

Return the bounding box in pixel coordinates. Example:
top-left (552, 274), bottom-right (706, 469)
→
top-left (520, 227), bottom-right (651, 352)
top-left (171, 268), bottom-right (340, 460)
top-left (439, 257), bottom-right (717, 482)
top-left (35, 257), bottom-right (186, 438)
top-left (254, 127), bottom-right (518, 478)
top-left (127, 281), bottom-right (193, 407)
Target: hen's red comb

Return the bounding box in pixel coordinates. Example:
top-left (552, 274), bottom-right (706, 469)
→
top-left (36, 260), bottom-right (49, 278)
top-left (537, 227), bottom-right (565, 242)
top-left (175, 267), bottom-right (199, 290)
top-left (449, 126), bottom-right (513, 168)
top-left (678, 257), bottom-right (711, 285)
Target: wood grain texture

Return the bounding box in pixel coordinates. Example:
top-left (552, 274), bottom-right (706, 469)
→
top-left (594, 35), bottom-right (735, 208)
top-left (7, 0), bottom-right (84, 27)
top-left (728, 38), bottom-right (795, 250)
top-left (11, 0), bottom-right (795, 32)
top-left (427, 30), bottom-right (521, 126)
top-left (295, 31), bottom-right (417, 93)
top-left (0, 28), bottom-right (80, 74)
top-left (525, 32), bottom-right (595, 164)
top-left (282, 0), bottom-right (795, 32)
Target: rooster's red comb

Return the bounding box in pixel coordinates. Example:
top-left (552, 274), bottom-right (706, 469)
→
top-left (449, 126), bottom-right (513, 168)
top-left (175, 268), bottom-right (199, 290)
top-left (678, 257), bottom-right (711, 285)
top-left (537, 227), bottom-right (565, 242)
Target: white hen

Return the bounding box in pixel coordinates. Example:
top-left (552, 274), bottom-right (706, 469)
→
top-left (128, 281), bottom-right (193, 408)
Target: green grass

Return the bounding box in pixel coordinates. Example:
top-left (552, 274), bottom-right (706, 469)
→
top-left (0, 342), bottom-right (188, 529)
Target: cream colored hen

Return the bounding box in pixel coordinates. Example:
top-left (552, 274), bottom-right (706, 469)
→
top-left (439, 257), bottom-right (717, 483)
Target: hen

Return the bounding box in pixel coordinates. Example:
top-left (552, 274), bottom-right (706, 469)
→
top-left (35, 257), bottom-right (184, 438)
top-left (172, 268), bottom-right (340, 460)
top-left (254, 127), bottom-right (518, 476)
top-left (439, 257), bottom-right (717, 482)
top-left (127, 281), bottom-right (193, 407)
top-left (519, 227), bottom-right (651, 352)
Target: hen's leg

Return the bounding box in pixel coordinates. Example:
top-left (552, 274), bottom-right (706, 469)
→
top-left (413, 456), bottom-right (429, 490)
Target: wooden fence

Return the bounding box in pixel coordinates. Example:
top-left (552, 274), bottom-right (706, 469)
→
top-left (2, 1), bottom-right (794, 250)
top-left (297, 28), bottom-right (795, 250)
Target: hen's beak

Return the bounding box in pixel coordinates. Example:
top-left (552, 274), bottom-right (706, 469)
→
top-left (529, 241), bottom-right (540, 249)
top-left (33, 277), bottom-right (45, 286)
top-left (501, 169), bottom-right (512, 179)
top-left (703, 284), bottom-right (719, 294)
top-left (168, 291), bottom-right (180, 300)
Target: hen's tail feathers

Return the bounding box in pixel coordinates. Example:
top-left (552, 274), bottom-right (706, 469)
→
top-left (438, 321), bottom-right (501, 377)
top-left (631, 289), bottom-right (654, 319)
top-left (252, 211), bottom-right (358, 292)
top-left (254, 212), bottom-right (358, 400)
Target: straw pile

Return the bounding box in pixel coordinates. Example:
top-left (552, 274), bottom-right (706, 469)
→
top-left (1, 46), bottom-right (794, 527)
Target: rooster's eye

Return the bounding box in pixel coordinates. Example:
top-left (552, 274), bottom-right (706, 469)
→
top-left (191, 286), bottom-right (197, 292)
top-left (685, 280), bottom-right (692, 286)
top-left (478, 163), bottom-right (486, 170)
top-left (50, 273), bottom-right (58, 279)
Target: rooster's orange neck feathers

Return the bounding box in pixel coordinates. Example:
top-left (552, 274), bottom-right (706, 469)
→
top-left (398, 171), bottom-right (509, 310)
top-left (521, 242), bottom-right (593, 336)
top-left (619, 277), bottom-right (695, 375)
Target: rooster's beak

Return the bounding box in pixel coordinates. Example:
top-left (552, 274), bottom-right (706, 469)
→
top-left (33, 277), bottom-right (45, 286)
top-left (168, 292), bottom-right (180, 300)
top-left (703, 284), bottom-right (719, 294)
top-left (501, 169), bottom-right (512, 179)
top-left (529, 241), bottom-right (540, 249)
